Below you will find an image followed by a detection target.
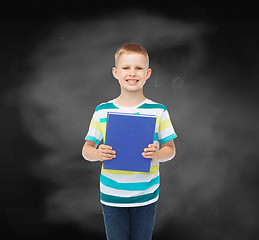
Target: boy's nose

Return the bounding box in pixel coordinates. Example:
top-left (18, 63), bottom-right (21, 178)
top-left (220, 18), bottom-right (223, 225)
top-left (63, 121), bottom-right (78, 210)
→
top-left (129, 70), bottom-right (136, 76)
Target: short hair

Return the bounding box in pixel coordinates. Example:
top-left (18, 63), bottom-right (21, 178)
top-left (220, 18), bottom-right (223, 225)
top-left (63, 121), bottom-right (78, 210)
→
top-left (115, 42), bottom-right (149, 67)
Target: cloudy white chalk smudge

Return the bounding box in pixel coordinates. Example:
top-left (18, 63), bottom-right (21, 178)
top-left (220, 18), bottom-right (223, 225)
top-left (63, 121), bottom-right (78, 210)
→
top-left (17, 12), bottom-right (258, 238)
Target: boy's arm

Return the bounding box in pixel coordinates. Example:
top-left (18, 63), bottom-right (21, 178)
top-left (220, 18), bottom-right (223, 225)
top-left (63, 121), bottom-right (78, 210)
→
top-left (142, 140), bottom-right (176, 163)
top-left (82, 141), bottom-right (116, 162)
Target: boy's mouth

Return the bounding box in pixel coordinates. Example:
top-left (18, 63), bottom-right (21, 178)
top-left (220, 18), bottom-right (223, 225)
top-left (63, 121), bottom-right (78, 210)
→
top-left (126, 79), bottom-right (139, 85)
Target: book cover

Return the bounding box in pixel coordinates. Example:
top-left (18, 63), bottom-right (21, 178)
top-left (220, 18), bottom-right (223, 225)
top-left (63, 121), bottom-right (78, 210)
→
top-left (103, 112), bottom-right (156, 172)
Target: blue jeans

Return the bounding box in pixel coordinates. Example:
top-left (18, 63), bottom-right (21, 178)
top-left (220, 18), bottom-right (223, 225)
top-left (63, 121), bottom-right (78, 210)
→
top-left (102, 202), bottom-right (157, 240)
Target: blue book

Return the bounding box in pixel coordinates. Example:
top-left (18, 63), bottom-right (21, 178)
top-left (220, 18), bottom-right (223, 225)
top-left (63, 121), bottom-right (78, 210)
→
top-left (103, 112), bottom-right (156, 172)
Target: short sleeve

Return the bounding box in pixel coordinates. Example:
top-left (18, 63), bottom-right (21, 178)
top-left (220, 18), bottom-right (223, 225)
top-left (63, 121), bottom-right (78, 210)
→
top-left (84, 110), bottom-right (103, 145)
top-left (158, 109), bottom-right (177, 144)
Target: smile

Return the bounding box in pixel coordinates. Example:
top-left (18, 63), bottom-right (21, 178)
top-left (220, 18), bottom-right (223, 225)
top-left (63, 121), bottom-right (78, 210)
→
top-left (126, 79), bottom-right (139, 85)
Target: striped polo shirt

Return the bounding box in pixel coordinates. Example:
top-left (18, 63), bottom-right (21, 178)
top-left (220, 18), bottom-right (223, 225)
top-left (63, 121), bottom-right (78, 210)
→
top-left (85, 98), bottom-right (177, 207)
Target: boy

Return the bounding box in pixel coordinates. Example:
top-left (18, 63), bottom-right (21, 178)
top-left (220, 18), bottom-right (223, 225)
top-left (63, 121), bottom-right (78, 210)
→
top-left (82, 42), bottom-right (177, 240)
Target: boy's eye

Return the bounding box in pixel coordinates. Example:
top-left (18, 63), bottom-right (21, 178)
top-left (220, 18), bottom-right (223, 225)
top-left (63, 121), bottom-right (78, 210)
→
top-left (136, 67), bottom-right (143, 70)
top-left (123, 67), bottom-right (129, 70)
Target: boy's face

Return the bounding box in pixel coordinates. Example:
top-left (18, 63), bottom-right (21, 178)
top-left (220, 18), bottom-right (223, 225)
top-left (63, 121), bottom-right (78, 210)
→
top-left (112, 53), bottom-right (152, 93)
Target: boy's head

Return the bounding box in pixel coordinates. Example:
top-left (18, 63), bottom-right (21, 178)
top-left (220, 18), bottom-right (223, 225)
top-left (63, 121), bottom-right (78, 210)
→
top-left (115, 42), bottom-right (149, 68)
top-left (112, 42), bottom-right (152, 92)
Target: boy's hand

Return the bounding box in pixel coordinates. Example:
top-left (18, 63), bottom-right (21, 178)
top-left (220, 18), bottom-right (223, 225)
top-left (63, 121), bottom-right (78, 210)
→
top-left (142, 143), bottom-right (159, 162)
top-left (97, 144), bottom-right (116, 161)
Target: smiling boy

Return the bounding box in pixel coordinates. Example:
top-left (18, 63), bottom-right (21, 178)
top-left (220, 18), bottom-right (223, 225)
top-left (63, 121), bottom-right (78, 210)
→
top-left (82, 42), bottom-right (177, 240)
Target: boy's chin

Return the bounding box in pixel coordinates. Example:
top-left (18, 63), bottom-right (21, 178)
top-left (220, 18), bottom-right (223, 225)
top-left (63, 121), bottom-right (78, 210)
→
top-left (122, 86), bottom-right (144, 92)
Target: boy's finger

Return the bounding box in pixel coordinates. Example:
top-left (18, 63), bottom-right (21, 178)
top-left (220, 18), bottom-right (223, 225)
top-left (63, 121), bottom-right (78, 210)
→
top-left (102, 153), bottom-right (116, 159)
top-left (103, 149), bottom-right (116, 154)
top-left (148, 143), bottom-right (158, 148)
top-left (143, 151), bottom-right (153, 156)
top-left (145, 147), bottom-right (157, 152)
top-left (142, 152), bottom-right (152, 158)
top-left (104, 145), bottom-right (113, 150)
top-left (149, 148), bottom-right (157, 152)
top-left (101, 145), bottom-right (112, 150)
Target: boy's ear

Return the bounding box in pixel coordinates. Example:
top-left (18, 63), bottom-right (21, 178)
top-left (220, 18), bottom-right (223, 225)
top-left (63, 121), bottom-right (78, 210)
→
top-left (146, 68), bottom-right (152, 80)
top-left (112, 67), bottom-right (118, 79)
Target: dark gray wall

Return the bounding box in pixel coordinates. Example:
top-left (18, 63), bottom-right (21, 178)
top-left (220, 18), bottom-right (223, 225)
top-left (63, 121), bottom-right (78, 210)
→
top-left (1, 5), bottom-right (258, 240)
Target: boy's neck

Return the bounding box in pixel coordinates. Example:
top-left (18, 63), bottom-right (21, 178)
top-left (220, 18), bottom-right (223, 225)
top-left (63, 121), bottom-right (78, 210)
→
top-left (115, 91), bottom-right (146, 107)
